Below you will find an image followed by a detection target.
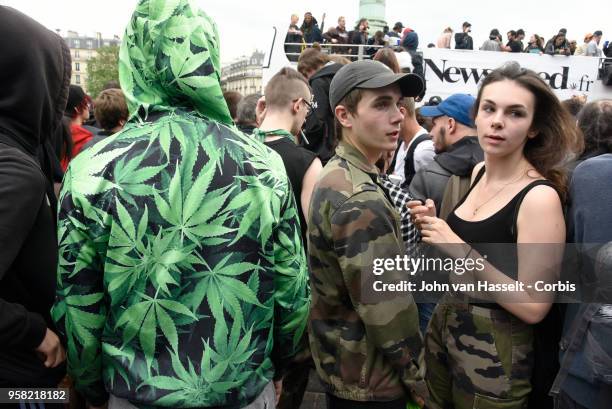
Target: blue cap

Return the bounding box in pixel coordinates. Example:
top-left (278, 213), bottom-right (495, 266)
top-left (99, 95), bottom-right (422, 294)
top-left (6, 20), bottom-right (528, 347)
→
top-left (419, 94), bottom-right (476, 127)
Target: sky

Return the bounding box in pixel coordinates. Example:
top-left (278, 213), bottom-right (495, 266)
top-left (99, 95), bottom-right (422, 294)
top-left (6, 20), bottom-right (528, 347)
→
top-left (2, 0), bottom-right (609, 65)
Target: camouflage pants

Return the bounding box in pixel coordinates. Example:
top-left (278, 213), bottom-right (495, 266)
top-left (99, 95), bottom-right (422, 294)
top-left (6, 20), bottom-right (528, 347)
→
top-left (425, 300), bottom-right (533, 409)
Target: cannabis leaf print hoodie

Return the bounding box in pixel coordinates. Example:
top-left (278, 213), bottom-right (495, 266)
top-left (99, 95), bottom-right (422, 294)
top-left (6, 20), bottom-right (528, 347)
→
top-left (51, 0), bottom-right (309, 406)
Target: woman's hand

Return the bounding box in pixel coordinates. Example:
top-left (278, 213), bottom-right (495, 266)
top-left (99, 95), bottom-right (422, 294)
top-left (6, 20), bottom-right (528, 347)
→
top-left (408, 199), bottom-right (469, 258)
top-left (418, 216), bottom-right (463, 245)
top-left (418, 215), bottom-right (472, 261)
top-left (407, 199), bottom-right (436, 226)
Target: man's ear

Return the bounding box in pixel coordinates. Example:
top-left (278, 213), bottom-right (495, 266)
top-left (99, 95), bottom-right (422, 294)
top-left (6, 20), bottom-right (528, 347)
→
top-left (291, 99), bottom-right (301, 115)
top-left (335, 105), bottom-right (352, 129)
top-left (399, 106), bottom-right (407, 117)
top-left (447, 117), bottom-right (457, 134)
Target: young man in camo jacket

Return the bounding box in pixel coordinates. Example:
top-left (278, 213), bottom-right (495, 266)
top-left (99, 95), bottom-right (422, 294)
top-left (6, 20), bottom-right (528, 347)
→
top-left (307, 60), bottom-right (429, 409)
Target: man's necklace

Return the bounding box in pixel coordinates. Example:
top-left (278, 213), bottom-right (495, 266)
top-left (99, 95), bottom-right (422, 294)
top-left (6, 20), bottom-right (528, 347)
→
top-left (472, 168), bottom-right (529, 216)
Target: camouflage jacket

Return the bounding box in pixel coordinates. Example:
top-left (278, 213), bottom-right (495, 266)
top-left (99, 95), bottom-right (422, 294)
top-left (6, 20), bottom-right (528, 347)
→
top-left (307, 141), bottom-right (427, 402)
top-left (51, 1), bottom-right (309, 407)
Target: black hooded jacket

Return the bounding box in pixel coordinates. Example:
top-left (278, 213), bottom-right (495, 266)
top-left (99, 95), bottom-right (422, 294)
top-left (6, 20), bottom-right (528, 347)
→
top-left (0, 6), bottom-right (71, 386)
top-left (302, 62), bottom-right (343, 164)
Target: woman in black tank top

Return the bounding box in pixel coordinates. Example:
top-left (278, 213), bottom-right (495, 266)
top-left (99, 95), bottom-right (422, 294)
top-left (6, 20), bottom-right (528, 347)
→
top-left (409, 63), bottom-right (580, 409)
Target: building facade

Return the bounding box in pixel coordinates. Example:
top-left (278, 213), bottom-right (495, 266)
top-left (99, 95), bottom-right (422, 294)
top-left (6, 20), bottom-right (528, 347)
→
top-left (220, 50), bottom-right (265, 95)
top-left (62, 31), bottom-right (120, 94)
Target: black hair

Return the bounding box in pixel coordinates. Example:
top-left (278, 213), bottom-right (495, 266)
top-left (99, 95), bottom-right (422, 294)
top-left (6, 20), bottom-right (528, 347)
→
top-left (577, 100), bottom-right (612, 155)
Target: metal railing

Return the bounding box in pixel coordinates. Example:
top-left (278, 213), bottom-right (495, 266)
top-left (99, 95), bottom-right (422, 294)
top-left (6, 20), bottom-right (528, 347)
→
top-left (283, 42), bottom-right (387, 61)
top-left (598, 56), bottom-right (612, 81)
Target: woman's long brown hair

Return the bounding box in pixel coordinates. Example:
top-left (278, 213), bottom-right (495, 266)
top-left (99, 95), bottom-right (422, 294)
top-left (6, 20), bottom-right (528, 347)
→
top-left (473, 62), bottom-right (581, 202)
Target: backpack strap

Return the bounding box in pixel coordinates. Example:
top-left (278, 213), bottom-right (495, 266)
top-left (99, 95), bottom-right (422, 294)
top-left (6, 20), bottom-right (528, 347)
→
top-left (402, 133), bottom-right (432, 187)
top-left (439, 175), bottom-right (473, 221)
top-left (438, 165), bottom-right (485, 220)
top-left (472, 165), bottom-right (486, 186)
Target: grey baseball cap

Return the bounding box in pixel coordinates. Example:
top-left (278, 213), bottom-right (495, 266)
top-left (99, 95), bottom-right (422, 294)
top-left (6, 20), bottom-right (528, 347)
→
top-left (329, 60), bottom-right (424, 109)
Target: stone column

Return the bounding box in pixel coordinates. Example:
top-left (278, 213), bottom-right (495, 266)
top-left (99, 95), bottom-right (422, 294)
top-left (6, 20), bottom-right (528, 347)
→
top-left (358, 0), bottom-right (387, 34)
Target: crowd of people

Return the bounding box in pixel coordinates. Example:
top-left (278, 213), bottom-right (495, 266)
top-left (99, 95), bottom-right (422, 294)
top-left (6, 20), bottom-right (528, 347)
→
top-left (2, 2), bottom-right (612, 409)
top-left (285, 13), bottom-right (611, 59)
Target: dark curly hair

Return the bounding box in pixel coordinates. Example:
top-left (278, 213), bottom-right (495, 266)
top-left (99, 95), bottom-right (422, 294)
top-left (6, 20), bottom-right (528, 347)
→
top-left (577, 99), bottom-right (612, 156)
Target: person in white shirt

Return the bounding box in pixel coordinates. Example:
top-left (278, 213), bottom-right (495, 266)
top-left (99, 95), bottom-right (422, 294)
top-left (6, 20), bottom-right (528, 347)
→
top-left (391, 97), bottom-right (435, 186)
top-left (586, 30), bottom-right (603, 56)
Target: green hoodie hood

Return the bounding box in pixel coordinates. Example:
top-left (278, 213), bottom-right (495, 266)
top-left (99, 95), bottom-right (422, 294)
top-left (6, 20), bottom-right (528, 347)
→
top-left (119, 0), bottom-right (232, 124)
top-left (53, 3), bottom-right (309, 406)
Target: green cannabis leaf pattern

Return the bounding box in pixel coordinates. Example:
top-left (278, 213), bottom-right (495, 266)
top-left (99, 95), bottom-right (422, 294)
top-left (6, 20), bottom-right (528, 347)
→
top-left (51, 0), bottom-right (309, 407)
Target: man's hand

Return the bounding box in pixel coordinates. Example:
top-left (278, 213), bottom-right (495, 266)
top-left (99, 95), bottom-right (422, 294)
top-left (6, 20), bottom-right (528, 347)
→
top-left (35, 328), bottom-right (66, 368)
top-left (273, 379), bottom-right (283, 404)
top-left (410, 394), bottom-right (426, 408)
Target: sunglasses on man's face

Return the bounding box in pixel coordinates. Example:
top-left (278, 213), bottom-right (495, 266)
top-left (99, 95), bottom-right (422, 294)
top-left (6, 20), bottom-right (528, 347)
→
top-left (294, 98), bottom-right (314, 116)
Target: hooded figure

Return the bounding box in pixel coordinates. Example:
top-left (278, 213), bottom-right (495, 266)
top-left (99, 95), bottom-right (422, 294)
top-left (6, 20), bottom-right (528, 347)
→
top-left (51, 0), bottom-right (309, 407)
top-left (401, 31), bottom-right (425, 98)
top-left (302, 62), bottom-right (344, 163)
top-left (0, 6), bottom-right (71, 386)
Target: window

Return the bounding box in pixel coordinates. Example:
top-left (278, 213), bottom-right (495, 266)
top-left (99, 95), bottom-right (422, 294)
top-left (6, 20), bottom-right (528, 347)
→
top-left (75, 62), bottom-right (80, 71)
top-left (75, 75), bottom-right (81, 84)
top-left (74, 50), bottom-right (80, 58)
top-left (74, 39), bottom-right (80, 48)
top-left (87, 40), bottom-right (93, 49)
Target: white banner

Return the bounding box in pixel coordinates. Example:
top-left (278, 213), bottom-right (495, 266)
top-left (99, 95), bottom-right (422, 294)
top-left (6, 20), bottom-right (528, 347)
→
top-left (422, 48), bottom-right (610, 101)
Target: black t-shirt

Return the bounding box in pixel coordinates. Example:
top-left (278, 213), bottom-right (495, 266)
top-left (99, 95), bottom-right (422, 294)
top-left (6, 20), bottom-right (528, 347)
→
top-left (264, 138), bottom-right (316, 244)
top-left (507, 40), bottom-right (523, 52)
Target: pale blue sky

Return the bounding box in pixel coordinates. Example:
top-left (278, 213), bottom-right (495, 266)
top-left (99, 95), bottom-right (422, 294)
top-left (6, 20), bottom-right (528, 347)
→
top-left (2, 0), bottom-right (609, 63)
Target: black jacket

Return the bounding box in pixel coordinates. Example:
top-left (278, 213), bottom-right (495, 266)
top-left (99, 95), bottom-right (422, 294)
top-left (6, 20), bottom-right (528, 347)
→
top-left (454, 32), bottom-right (474, 50)
top-left (284, 24), bottom-right (303, 62)
top-left (302, 63), bottom-right (343, 164)
top-left (300, 19), bottom-right (323, 44)
top-left (0, 6), bottom-right (71, 386)
top-left (544, 36), bottom-right (571, 55)
top-left (408, 136), bottom-right (483, 213)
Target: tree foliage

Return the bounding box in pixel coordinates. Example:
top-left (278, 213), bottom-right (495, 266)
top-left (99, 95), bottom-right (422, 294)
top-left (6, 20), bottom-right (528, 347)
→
top-left (86, 45), bottom-right (120, 98)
